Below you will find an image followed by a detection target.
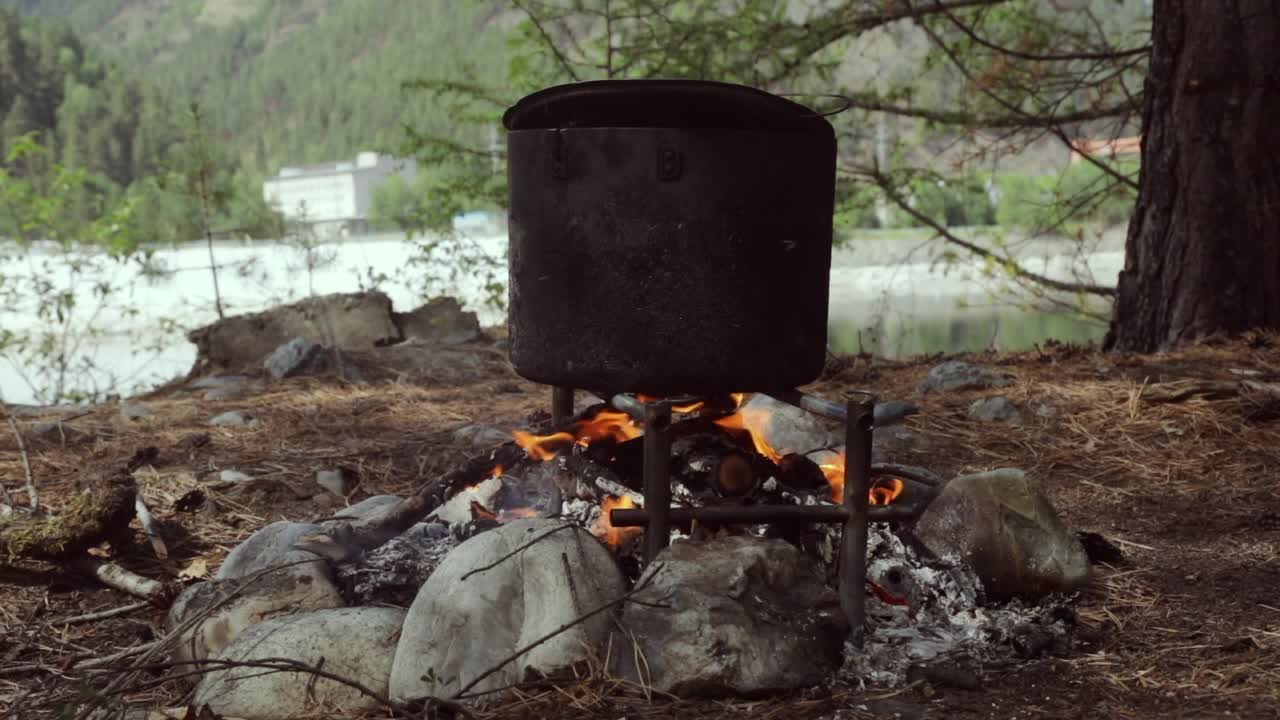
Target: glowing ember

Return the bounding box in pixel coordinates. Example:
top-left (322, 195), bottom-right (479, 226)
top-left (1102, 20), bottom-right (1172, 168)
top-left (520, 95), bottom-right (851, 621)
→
top-left (593, 494), bottom-right (642, 549)
top-left (498, 507), bottom-right (541, 522)
top-left (490, 465), bottom-right (505, 478)
top-left (469, 500), bottom-right (497, 522)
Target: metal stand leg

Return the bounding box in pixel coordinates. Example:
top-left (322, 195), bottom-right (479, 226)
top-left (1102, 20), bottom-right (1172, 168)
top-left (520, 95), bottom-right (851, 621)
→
top-left (642, 401), bottom-right (673, 563)
top-left (552, 386), bottom-right (574, 427)
top-left (839, 391), bottom-right (876, 648)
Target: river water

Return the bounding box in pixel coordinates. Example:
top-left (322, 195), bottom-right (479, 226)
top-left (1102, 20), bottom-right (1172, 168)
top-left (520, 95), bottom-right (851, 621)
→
top-left (0, 228), bottom-right (1121, 405)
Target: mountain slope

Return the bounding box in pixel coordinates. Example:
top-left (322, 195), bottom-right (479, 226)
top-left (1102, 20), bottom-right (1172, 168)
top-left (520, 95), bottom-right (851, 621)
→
top-left (2, 0), bottom-right (511, 174)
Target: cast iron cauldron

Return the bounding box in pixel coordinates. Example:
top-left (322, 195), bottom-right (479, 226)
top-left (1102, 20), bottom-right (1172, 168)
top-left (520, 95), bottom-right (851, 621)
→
top-left (504, 79), bottom-right (837, 395)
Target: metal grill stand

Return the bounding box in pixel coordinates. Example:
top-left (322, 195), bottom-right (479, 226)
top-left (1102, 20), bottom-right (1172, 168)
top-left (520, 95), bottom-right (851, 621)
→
top-left (548, 387), bottom-right (921, 647)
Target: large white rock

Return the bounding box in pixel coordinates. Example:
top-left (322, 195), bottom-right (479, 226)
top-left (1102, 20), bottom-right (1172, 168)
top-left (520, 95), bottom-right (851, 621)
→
top-left (389, 519), bottom-right (626, 702)
top-left (614, 535), bottom-right (847, 697)
top-left (913, 468), bottom-right (1091, 601)
top-left (194, 607), bottom-right (406, 720)
top-left (167, 521), bottom-right (344, 666)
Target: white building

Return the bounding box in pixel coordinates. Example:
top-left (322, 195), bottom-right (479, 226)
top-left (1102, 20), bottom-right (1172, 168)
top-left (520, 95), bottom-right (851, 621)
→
top-left (263, 151), bottom-right (418, 235)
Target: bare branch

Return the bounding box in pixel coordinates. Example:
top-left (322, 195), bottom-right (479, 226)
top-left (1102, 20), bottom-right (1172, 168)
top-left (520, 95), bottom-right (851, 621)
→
top-left (936, 1), bottom-right (1150, 62)
top-left (513, 0), bottom-right (583, 82)
top-left (853, 165), bottom-right (1116, 297)
top-left (5, 411), bottom-right (36, 511)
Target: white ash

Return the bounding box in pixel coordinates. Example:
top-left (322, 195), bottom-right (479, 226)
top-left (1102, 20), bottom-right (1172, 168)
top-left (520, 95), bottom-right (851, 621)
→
top-left (839, 525), bottom-right (1073, 687)
top-left (337, 523), bottom-right (457, 606)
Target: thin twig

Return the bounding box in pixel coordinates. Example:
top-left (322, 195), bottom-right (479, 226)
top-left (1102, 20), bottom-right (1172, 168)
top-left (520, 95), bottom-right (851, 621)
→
top-left (460, 523), bottom-right (576, 581)
top-left (455, 563), bottom-right (667, 699)
top-left (6, 412), bottom-right (37, 511)
top-left (59, 600), bottom-right (152, 625)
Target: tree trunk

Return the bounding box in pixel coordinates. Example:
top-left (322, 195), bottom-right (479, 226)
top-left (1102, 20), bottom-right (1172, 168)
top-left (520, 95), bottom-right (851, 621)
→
top-left (1106, 1), bottom-right (1280, 352)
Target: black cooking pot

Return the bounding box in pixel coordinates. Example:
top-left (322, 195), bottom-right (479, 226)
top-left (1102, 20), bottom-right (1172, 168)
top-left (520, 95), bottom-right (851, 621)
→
top-left (504, 79), bottom-right (837, 395)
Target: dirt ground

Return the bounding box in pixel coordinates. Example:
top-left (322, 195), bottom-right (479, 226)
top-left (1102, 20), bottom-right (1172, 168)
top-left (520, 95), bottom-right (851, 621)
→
top-left (2, 334), bottom-right (1279, 719)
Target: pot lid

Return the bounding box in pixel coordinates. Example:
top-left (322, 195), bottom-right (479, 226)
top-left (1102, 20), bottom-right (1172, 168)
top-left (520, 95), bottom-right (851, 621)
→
top-left (502, 79), bottom-right (834, 133)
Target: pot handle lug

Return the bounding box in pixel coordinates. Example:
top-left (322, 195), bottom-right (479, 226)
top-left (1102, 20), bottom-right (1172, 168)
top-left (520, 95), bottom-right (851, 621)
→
top-left (658, 144), bottom-right (682, 181)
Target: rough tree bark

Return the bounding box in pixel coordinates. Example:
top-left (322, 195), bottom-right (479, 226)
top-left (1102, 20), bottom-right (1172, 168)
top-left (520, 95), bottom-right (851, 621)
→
top-left (1106, 0), bottom-right (1280, 352)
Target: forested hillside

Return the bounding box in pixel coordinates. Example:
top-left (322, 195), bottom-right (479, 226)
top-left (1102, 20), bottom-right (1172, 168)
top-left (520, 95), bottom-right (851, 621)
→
top-left (1, 0), bottom-right (510, 175)
top-left (0, 8), bottom-right (170, 186)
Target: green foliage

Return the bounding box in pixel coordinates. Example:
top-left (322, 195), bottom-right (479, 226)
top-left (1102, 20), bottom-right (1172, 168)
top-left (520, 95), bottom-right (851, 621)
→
top-left (0, 132), bottom-right (145, 402)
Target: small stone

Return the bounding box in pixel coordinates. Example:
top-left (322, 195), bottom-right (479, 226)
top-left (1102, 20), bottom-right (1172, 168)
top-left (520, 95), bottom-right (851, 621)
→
top-left (264, 337), bottom-right (322, 380)
top-left (204, 384), bottom-right (247, 400)
top-left (913, 468), bottom-right (1090, 601)
top-left (189, 375), bottom-right (251, 390)
top-left (452, 423), bottom-right (516, 449)
top-left (194, 607), bottom-right (405, 719)
top-left (917, 361), bottom-right (1014, 394)
top-left (30, 421), bottom-right (88, 439)
top-left (118, 403), bottom-right (154, 420)
top-left (315, 467), bottom-right (357, 497)
top-left (219, 469), bottom-right (252, 484)
top-left (208, 410), bottom-right (257, 427)
top-left (615, 535), bottom-right (847, 697)
top-left (968, 396), bottom-right (1023, 423)
top-left (874, 401), bottom-right (920, 427)
top-left (1035, 402), bottom-right (1059, 418)
top-left (324, 494), bottom-right (403, 523)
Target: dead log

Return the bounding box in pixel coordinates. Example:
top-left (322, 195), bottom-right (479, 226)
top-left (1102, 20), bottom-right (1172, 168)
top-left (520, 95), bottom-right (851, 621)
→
top-left (0, 447), bottom-right (154, 561)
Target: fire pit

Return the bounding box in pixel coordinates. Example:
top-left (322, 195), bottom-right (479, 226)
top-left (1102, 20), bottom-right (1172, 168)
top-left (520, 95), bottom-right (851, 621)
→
top-left (501, 79), bottom-right (934, 646)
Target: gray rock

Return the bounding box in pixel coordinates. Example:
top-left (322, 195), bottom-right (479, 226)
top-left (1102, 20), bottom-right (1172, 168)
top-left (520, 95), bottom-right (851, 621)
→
top-left (389, 519), bottom-right (625, 701)
top-left (194, 607), bottom-right (405, 720)
top-left (186, 291), bottom-right (401, 375)
top-left (118, 403), bottom-right (154, 420)
top-left (968, 396), bottom-right (1023, 423)
top-left (324, 494), bottom-right (403, 524)
top-left (217, 521), bottom-right (336, 582)
top-left (165, 521), bottom-right (348, 666)
top-left (208, 410), bottom-right (257, 427)
top-left (874, 401), bottom-right (920, 427)
top-left (742, 394), bottom-right (840, 455)
top-left (166, 562), bottom-right (345, 667)
top-left (913, 468), bottom-right (1091, 601)
top-left (315, 467), bottom-right (357, 497)
top-left (452, 423), bottom-right (516, 449)
top-left (264, 337), bottom-right (323, 380)
top-left (30, 420), bottom-right (88, 439)
top-left (189, 375), bottom-right (252, 390)
top-left (204, 384), bottom-right (248, 401)
top-left (218, 469), bottom-right (252, 484)
top-left (615, 535), bottom-right (847, 697)
top-left (393, 296), bottom-right (481, 345)
top-left (917, 361), bottom-right (1014, 394)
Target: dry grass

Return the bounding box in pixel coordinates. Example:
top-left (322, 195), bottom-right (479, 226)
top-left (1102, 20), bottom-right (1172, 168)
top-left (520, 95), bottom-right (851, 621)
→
top-left (3, 336), bottom-right (1280, 718)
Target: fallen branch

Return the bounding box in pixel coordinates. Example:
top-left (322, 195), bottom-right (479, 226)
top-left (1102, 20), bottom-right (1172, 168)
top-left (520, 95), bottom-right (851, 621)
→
top-left (71, 557), bottom-right (167, 600)
top-left (134, 495), bottom-right (169, 560)
top-left (6, 411), bottom-right (37, 511)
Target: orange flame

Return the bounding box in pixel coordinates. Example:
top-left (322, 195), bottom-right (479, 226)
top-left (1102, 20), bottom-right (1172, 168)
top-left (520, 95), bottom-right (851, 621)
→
top-left (870, 477), bottom-right (905, 505)
top-left (593, 494), bottom-right (642, 549)
top-left (490, 465), bottom-right (505, 478)
top-left (513, 410), bottom-right (642, 460)
top-left (714, 408), bottom-right (785, 464)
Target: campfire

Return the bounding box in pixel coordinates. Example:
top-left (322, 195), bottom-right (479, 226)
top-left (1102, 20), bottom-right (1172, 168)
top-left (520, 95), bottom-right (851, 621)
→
top-left (470, 392), bottom-right (914, 556)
